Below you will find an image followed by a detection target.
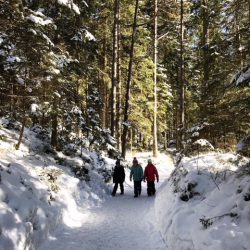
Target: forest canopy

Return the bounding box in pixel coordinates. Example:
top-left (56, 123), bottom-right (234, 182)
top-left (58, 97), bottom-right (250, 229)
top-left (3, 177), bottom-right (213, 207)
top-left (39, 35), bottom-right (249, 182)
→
top-left (0, 0), bottom-right (249, 157)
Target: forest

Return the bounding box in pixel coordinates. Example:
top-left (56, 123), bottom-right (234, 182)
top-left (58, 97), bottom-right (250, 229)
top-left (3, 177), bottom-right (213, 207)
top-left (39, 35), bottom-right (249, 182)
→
top-left (0, 0), bottom-right (249, 158)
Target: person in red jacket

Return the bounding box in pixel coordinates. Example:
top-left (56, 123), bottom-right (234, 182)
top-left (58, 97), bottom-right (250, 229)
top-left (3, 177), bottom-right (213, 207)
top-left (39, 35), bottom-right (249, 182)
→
top-left (144, 159), bottom-right (159, 196)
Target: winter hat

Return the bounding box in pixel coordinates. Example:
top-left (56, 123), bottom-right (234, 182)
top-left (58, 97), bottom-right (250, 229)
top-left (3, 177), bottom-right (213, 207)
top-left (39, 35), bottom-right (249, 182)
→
top-left (148, 159), bottom-right (152, 164)
top-left (133, 157), bottom-right (138, 164)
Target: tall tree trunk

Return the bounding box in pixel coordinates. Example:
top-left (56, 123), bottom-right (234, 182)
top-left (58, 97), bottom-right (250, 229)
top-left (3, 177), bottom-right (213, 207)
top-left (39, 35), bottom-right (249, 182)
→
top-left (111, 0), bottom-right (119, 136)
top-left (51, 96), bottom-right (58, 148)
top-left (121, 0), bottom-right (140, 159)
top-left (15, 113), bottom-right (26, 150)
top-left (101, 21), bottom-right (108, 129)
top-left (116, 0), bottom-right (122, 151)
top-left (248, 0), bottom-right (250, 60)
top-left (153, 0), bottom-right (158, 157)
top-left (201, 0), bottom-right (209, 116)
top-left (179, 0), bottom-right (185, 149)
top-left (235, 6), bottom-right (244, 68)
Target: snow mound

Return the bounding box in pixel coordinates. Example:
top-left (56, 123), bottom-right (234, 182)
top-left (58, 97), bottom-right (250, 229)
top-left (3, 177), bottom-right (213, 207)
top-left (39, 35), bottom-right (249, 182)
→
top-left (0, 119), bottom-right (112, 250)
top-left (155, 152), bottom-right (250, 250)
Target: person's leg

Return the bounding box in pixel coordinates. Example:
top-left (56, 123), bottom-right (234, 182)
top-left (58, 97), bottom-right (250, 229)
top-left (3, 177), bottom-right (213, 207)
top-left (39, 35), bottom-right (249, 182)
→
top-left (138, 181), bottom-right (142, 196)
top-left (134, 181), bottom-right (139, 197)
top-left (147, 181), bottom-right (151, 196)
top-left (147, 181), bottom-right (155, 196)
top-left (152, 182), bottom-right (156, 195)
top-left (112, 182), bottom-right (118, 196)
top-left (120, 182), bottom-right (124, 194)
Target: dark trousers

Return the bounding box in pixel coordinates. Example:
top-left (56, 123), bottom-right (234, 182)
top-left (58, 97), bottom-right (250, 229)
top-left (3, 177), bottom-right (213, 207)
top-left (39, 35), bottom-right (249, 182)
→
top-left (147, 181), bottom-right (156, 196)
top-left (134, 181), bottom-right (142, 197)
top-left (112, 182), bottom-right (124, 195)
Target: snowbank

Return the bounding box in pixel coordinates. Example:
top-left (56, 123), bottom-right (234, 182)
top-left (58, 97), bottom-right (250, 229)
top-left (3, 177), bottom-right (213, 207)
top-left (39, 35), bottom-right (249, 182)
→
top-left (0, 120), bottom-right (112, 250)
top-left (155, 152), bottom-right (250, 250)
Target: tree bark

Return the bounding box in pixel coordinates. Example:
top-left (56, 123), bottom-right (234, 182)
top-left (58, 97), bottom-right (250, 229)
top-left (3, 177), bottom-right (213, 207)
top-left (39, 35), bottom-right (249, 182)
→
top-left (15, 114), bottom-right (26, 150)
top-left (201, 0), bottom-right (210, 116)
top-left (116, 0), bottom-right (122, 151)
top-left (121, 0), bottom-right (140, 159)
top-left (153, 0), bottom-right (158, 157)
top-left (111, 0), bottom-right (119, 136)
top-left (179, 0), bottom-right (185, 149)
top-left (51, 96), bottom-right (58, 148)
top-left (101, 24), bottom-right (108, 129)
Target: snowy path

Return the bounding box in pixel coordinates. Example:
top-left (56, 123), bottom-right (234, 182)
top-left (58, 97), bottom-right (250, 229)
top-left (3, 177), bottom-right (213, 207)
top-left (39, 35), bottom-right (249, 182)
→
top-left (38, 152), bottom-right (174, 250)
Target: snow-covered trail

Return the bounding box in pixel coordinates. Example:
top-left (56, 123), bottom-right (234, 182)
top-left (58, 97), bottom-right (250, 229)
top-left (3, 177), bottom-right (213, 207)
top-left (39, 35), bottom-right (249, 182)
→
top-left (38, 152), bottom-right (174, 250)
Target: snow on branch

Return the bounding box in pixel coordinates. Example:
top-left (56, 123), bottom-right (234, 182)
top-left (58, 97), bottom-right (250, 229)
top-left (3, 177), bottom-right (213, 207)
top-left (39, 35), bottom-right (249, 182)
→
top-left (57, 0), bottom-right (80, 15)
top-left (231, 66), bottom-right (250, 87)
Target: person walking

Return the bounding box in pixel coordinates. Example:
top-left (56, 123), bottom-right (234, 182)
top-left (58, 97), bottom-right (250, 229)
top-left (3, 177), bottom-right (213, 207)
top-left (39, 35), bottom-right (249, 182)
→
top-left (112, 159), bottom-right (125, 196)
top-left (130, 157), bottom-right (143, 198)
top-left (144, 159), bottom-right (159, 196)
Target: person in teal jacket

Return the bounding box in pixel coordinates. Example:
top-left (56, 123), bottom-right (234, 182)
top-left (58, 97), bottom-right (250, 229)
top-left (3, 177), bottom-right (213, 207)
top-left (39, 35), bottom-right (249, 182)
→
top-left (130, 157), bottom-right (143, 198)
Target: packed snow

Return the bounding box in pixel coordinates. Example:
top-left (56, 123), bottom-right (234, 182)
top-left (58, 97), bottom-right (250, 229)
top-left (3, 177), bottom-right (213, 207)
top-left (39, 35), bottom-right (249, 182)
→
top-left (0, 119), bottom-right (250, 250)
top-left (36, 152), bottom-right (173, 250)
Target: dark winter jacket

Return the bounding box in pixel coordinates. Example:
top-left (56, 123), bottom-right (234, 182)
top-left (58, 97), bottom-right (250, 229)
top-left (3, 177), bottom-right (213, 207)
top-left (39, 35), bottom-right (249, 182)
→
top-left (130, 164), bottom-right (143, 181)
top-left (113, 165), bottom-right (125, 183)
top-left (144, 164), bottom-right (159, 182)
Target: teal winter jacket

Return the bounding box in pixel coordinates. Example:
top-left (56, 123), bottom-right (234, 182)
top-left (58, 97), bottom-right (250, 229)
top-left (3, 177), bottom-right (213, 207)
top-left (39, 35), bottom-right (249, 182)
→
top-left (130, 164), bottom-right (143, 181)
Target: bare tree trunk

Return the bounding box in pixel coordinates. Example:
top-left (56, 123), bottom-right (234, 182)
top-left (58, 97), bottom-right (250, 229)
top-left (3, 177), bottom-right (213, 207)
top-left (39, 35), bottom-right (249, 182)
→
top-left (248, 0), bottom-right (250, 60)
top-left (130, 128), bottom-right (133, 155)
top-left (153, 0), bottom-right (158, 157)
top-left (15, 114), bottom-right (26, 150)
top-left (10, 81), bottom-right (14, 117)
top-left (201, 0), bottom-right (209, 116)
top-left (116, 0), bottom-right (122, 151)
top-left (121, 0), bottom-right (140, 159)
top-left (179, 0), bottom-right (185, 149)
top-left (51, 96), bottom-right (58, 148)
top-left (111, 0), bottom-right (119, 136)
top-left (235, 5), bottom-right (244, 68)
top-left (101, 22), bottom-right (108, 129)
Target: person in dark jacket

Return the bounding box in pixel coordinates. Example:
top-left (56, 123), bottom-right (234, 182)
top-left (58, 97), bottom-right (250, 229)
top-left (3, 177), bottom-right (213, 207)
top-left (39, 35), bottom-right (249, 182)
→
top-left (130, 157), bottom-right (143, 198)
top-left (144, 159), bottom-right (159, 196)
top-left (112, 159), bottom-right (125, 196)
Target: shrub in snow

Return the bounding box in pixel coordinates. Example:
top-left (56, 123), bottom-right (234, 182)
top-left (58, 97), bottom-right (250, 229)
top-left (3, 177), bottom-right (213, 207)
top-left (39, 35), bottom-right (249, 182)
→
top-left (56, 156), bottom-right (91, 181)
top-left (183, 123), bottom-right (214, 156)
top-left (39, 169), bottom-right (63, 194)
top-left (107, 145), bottom-right (120, 159)
top-left (167, 139), bottom-right (176, 148)
top-left (80, 152), bottom-right (91, 163)
top-left (236, 134), bottom-right (250, 157)
top-left (1, 118), bottom-right (21, 131)
top-left (31, 126), bottom-right (50, 141)
top-left (170, 164), bottom-right (200, 201)
top-left (72, 164), bottom-right (89, 181)
top-left (0, 134), bottom-right (7, 141)
top-left (63, 143), bottom-right (77, 156)
top-left (185, 122), bottom-right (212, 142)
top-left (42, 144), bottom-right (57, 155)
top-left (179, 182), bottom-right (199, 202)
top-left (184, 138), bottom-right (214, 156)
top-left (199, 212), bottom-right (238, 229)
top-left (97, 168), bottom-right (112, 183)
top-left (237, 161), bottom-right (250, 176)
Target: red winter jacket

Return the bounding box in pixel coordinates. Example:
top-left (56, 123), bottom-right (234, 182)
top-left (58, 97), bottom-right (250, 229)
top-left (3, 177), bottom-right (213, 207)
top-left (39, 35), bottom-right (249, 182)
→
top-left (144, 164), bottom-right (159, 182)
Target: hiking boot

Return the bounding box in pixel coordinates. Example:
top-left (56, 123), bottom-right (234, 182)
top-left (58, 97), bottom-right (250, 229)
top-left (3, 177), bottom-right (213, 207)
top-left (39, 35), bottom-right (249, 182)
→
top-left (134, 195), bottom-right (138, 198)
